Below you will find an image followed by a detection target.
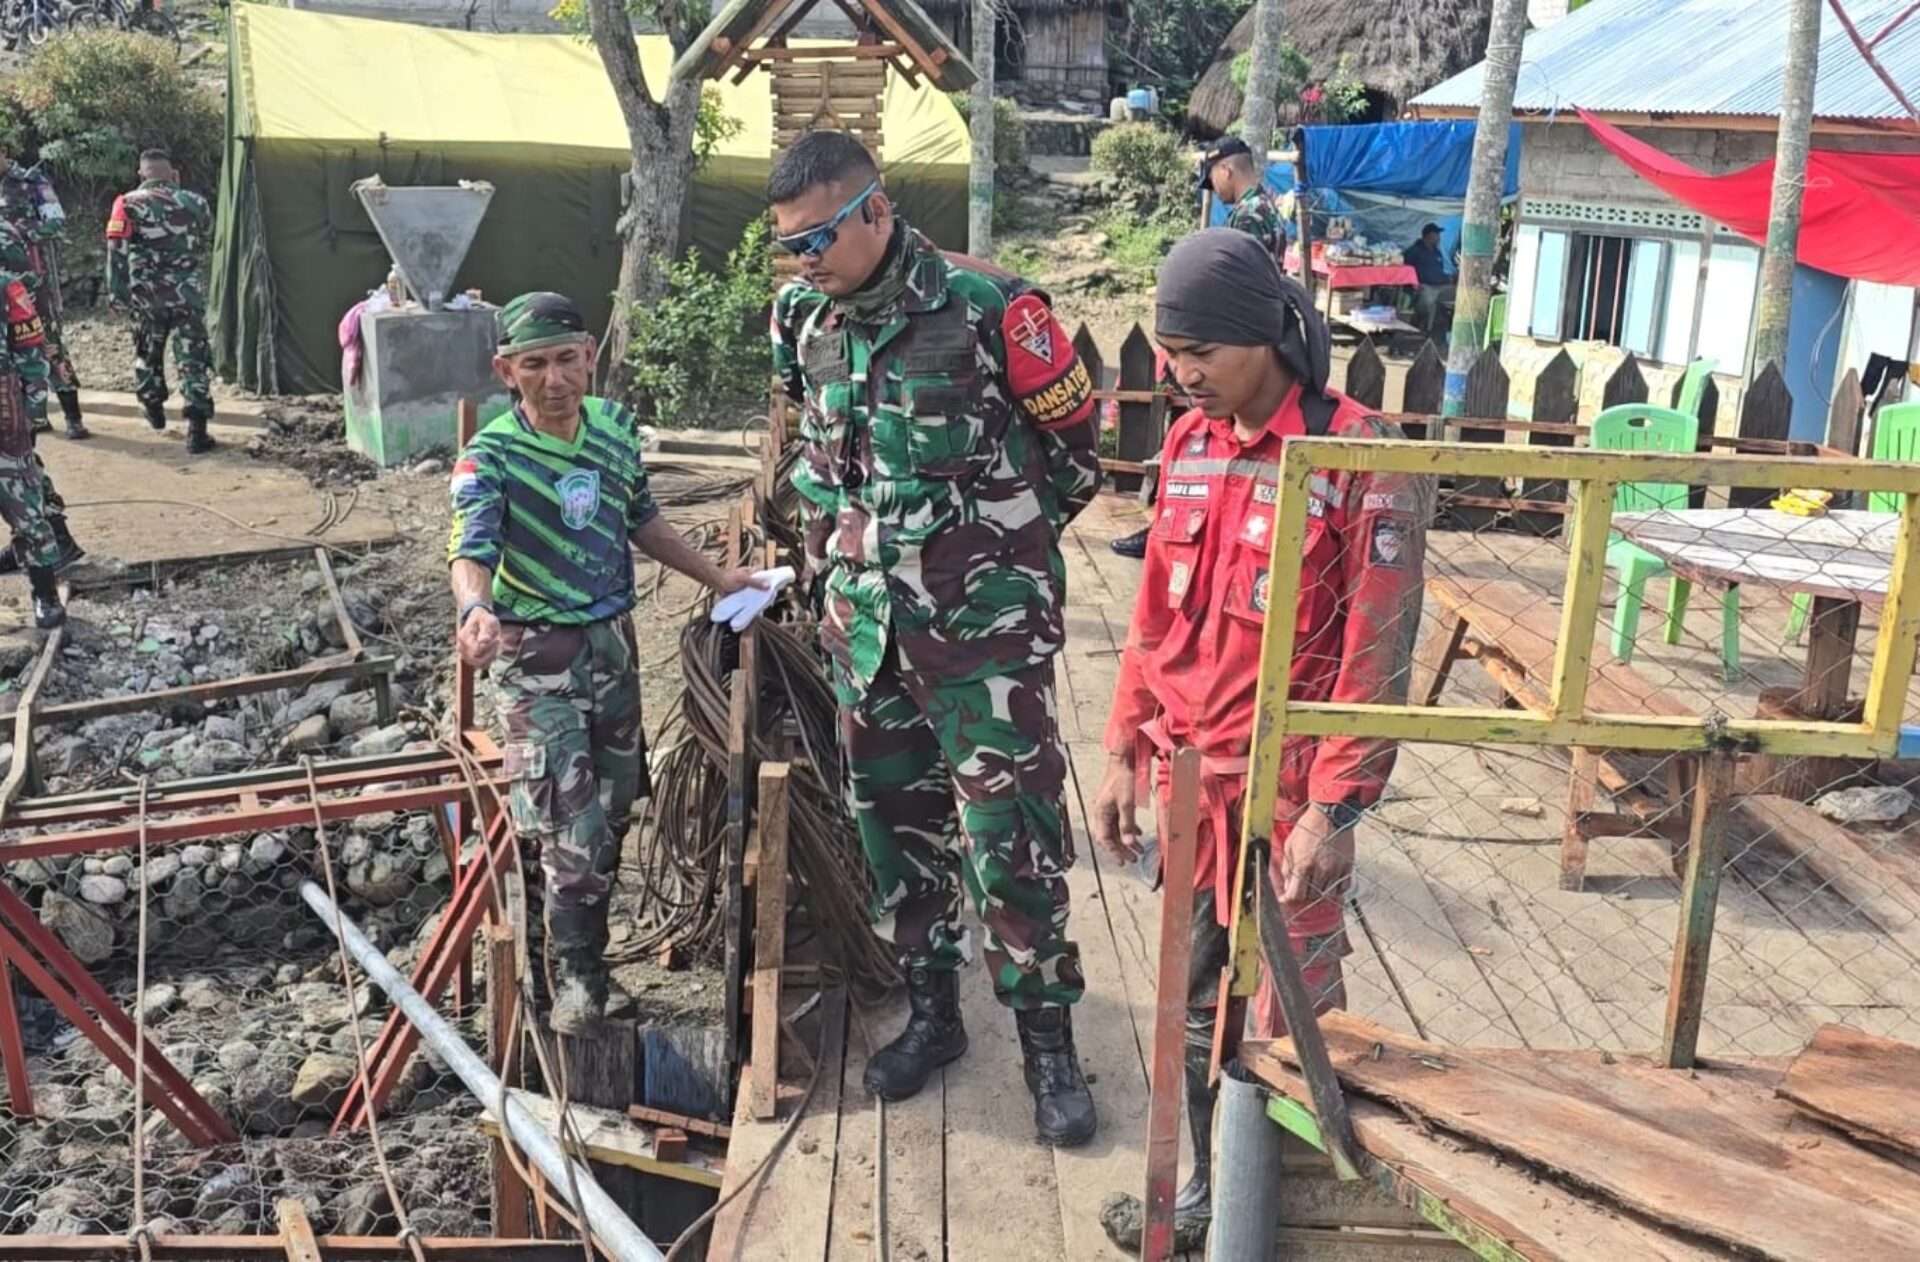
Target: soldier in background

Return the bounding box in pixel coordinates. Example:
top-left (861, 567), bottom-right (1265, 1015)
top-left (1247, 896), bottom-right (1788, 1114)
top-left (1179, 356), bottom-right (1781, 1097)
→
top-left (0, 248), bottom-right (70, 629)
top-left (768, 131), bottom-right (1102, 1147)
top-left (105, 148), bottom-right (215, 454)
top-left (1198, 137), bottom-right (1286, 259)
top-left (0, 144), bottom-right (86, 442)
top-left (0, 220), bottom-right (84, 582)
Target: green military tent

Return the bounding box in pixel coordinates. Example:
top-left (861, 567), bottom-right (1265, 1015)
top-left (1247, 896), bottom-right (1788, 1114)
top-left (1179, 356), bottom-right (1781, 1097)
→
top-left (212, 5), bottom-right (971, 394)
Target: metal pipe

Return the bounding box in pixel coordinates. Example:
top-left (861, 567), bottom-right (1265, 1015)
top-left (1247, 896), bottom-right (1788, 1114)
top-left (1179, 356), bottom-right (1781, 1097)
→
top-left (299, 881), bottom-right (665, 1262)
top-left (1207, 1062), bottom-right (1288, 1261)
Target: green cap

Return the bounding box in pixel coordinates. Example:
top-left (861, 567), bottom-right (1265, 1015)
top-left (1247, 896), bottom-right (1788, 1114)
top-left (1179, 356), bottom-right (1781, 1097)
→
top-left (496, 291), bottom-right (589, 355)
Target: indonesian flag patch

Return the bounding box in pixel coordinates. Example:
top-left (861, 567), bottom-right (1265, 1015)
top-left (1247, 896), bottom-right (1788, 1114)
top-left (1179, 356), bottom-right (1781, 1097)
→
top-left (1003, 293), bottom-right (1093, 431)
top-left (449, 457), bottom-right (481, 499)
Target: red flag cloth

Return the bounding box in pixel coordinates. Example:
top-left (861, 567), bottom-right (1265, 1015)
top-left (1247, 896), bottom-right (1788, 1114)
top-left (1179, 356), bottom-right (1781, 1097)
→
top-left (1578, 108), bottom-right (1920, 287)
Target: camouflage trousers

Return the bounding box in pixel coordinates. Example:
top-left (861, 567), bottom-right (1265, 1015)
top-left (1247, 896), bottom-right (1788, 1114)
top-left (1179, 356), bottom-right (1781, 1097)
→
top-left (491, 618), bottom-right (644, 947)
top-left (842, 648), bottom-right (1083, 1009)
top-left (133, 305), bottom-right (212, 420)
top-left (0, 452), bottom-right (58, 570)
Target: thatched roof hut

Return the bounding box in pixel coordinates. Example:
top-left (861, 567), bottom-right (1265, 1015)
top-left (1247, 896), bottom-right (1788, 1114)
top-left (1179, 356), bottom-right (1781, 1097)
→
top-left (917, 0), bottom-right (1118, 96)
top-left (1187, 0), bottom-right (1493, 137)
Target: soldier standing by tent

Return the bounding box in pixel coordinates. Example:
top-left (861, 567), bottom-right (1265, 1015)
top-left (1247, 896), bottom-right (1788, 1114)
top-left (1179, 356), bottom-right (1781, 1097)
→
top-left (0, 242), bottom-right (71, 630)
top-left (768, 131), bottom-right (1103, 1147)
top-left (449, 291), bottom-right (764, 1034)
top-left (105, 149), bottom-right (216, 454)
top-left (0, 144), bottom-right (88, 442)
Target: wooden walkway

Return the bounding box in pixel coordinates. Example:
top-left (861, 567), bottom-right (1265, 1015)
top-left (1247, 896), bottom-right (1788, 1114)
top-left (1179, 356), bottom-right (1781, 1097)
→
top-left (706, 493), bottom-right (1920, 1260)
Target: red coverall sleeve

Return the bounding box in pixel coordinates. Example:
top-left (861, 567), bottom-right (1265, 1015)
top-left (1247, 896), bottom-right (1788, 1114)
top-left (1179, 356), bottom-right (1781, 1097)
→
top-left (1104, 421), bottom-right (1191, 757)
top-left (1307, 416), bottom-right (1432, 807)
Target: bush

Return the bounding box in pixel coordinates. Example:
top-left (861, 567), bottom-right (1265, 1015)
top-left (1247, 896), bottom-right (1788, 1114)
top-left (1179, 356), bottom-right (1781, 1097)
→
top-left (1095, 206), bottom-right (1187, 282)
top-left (1091, 122), bottom-right (1187, 213)
top-left (625, 218), bottom-right (773, 429)
top-left (948, 93), bottom-right (1029, 172)
top-left (3, 31), bottom-right (221, 233)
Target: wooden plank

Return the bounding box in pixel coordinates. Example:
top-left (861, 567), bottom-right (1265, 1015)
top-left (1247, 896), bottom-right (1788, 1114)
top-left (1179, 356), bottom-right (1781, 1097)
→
top-left (1663, 752), bottom-right (1735, 1067)
top-left (1140, 750), bottom-right (1199, 1261)
top-left (481, 1093), bottom-right (725, 1188)
top-left (1778, 1023), bottom-right (1920, 1158)
top-left (1739, 795), bottom-right (1920, 959)
top-left (0, 598), bottom-right (67, 821)
top-left (274, 1201), bottom-right (322, 1262)
top-left (840, 996), bottom-right (948, 1262)
top-left (1265, 1014), bottom-right (1920, 1260)
top-left (749, 763), bottom-right (792, 1120)
top-left (1245, 1049), bottom-right (1721, 1262)
top-left (708, 989), bottom-right (848, 1261)
top-left (945, 969), bottom-right (1067, 1260)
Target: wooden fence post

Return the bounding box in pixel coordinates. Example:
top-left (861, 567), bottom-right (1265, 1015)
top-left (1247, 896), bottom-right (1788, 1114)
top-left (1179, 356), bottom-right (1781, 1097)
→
top-left (1603, 352), bottom-right (1649, 410)
top-left (1518, 348), bottom-right (1578, 538)
top-left (1400, 341), bottom-right (1446, 438)
top-left (1072, 322), bottom-right (1106, 391)
top-left (1448, 347), bottom-right (1510, 531)
top-left (1827, 366), bottom-right (1865, 457)
top-left (1117, 323), bottom-right (1159, 463)
top-left (1731, 363), bottom-right (1792, 508)
top-left (1344, 340), bottom-right (1386, 411)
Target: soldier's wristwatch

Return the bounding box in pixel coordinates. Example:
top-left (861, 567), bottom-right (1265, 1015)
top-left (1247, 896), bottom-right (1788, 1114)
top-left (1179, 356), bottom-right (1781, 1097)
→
top-left (458, 598), bottom-right (493, 626)
top-left (1317, 801), bottom-right (1365, 831)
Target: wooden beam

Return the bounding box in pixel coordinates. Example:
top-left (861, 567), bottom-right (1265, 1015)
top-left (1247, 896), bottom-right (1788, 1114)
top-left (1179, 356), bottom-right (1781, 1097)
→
top-left (8, 654), bottom-right (396, 729)
top-left (273, 1200), bottom-right (323, 1262)
top-left (1662, 751), bottom-right (1735, 1068)
top-left (478, 1091), bottom-right (725, 1189)
top-left (745, 42), bottom-right (905, 62)
top-left (749, 762), bottom-right (792, 1121)
top-left (627, 1104), bottom-right (732, 1139)
top-left (1141, 749), bottom-right (1200, 1261)
top-left (0, 589), bottom-right (66, 822)
top-left (1548, 479), bottom-right (1616, 722)
top-left (848, 0), bottom-right (938, 78)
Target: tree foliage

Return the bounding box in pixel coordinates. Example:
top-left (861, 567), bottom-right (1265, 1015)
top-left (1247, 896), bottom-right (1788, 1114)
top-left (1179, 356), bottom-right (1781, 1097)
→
top-left (624, 218), bottom-right (772, 428)
top-left (1120, 0), bottom-right (1252, 109)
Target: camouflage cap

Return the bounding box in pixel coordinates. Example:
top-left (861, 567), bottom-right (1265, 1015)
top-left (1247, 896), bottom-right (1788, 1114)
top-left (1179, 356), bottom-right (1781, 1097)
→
top-left (496, 291), bottom-right (590, 356)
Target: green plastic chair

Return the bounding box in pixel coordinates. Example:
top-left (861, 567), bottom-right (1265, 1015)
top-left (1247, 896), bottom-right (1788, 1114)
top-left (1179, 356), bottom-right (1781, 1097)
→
top-left (1784, 399), bottom-right (1920, 640)
top-left (1484, 292), bottom-right (1507, 350)
top-left (1595, 402), bottom-right (1742, 680)
top-left (1674, 356), bottom-right (1717, 419)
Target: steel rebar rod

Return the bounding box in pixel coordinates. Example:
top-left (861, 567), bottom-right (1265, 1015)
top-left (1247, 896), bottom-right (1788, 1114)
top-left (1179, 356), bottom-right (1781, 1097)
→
top-left (298, 880), bottom-right (665, 1262)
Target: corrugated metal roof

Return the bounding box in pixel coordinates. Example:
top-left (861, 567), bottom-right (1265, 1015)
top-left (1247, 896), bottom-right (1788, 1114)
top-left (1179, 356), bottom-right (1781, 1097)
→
top-left (1412, 0), bottom-right (1920, 122)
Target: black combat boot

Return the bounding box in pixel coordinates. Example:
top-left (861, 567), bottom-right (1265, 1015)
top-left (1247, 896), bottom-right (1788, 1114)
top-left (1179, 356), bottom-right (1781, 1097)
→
top-left (1110, 527), bottom-right (1149, 559)
top-left (56, 390), bottom-right (88, 441)
top-left (863, 963), bottom-right (967, 1101)
top-left (29, 411), bottom-right (49, 435)
top-left (1097, 1040), bottom-right (1214, 1250)
top-left (0, 517), bottom-right (83, 578)
top-left (546, 902), bottom-right (612, 1036)
top-left (1015, 1006), bottom-right (1097, 1147)
top-left (142, 400), bottom-right (167, 431)
top-left (185, 413), bottom-right (216, 454)
top-left (26, 565), bottom-right (64, 630)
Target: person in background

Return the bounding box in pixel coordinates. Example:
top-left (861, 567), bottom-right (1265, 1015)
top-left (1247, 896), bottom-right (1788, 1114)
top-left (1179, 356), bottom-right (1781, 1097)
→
top-left (105, 149), bottom-right (216, 453)
top-left (1403, 222), bottom-right (1456, 336)
top-left (449, 291), bottom-right (763, 1034)
top-left (1198, 137), bottom-right (1285, 259)
top-left (0, 144), bottom-right (85, 442)
top-left (0, 246), bottom-right (69, 629)
top-left (1092, 230), bottom-right (1428, 1252)
top-left (0, 219), bottom-right (83, 582)
top-left (769, 131), bottom-right (1103, 1147)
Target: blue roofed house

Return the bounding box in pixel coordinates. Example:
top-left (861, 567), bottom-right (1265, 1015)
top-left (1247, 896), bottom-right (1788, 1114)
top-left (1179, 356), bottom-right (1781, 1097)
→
top-left (1412, 0), bottom-right (1920, 441)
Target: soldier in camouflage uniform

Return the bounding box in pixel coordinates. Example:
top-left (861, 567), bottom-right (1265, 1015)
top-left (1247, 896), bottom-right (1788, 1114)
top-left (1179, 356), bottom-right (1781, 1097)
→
top-left (105, 148), bottom-right (215, 454)
top-left (768, 132), bottom-right (1103, 1146)
top-left (0, 249), bottom-right (69, 629)
top-left (450, 292), bottom-right (761, 1035)
top-left (0, 219), bottom-right (84, 581)
top-left (0, 146), bottom-right (86, 441)
top-left (1198, 137), bottom-right (1287, 260)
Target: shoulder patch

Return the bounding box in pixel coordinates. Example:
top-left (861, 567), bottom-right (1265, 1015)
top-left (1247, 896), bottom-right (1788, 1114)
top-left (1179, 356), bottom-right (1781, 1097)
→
top-left (1003, 293), bottom-right (1093, 431)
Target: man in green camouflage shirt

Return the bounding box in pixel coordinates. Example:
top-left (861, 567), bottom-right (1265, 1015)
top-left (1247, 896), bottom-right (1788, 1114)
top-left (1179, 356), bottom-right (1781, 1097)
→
top-left (1198, 137), bottom-right (1286, 260)
top-left (769, 132), bottom-right (1102, 1146)
top-left (0, 219), bottom-right (84, 582)
top-left (0, 248), bottom-right (69, 628)
top-left (106, 148), bottom-right (216, 453)
top-left (0, 144), bottom-right (87, 441)
top-left (450, 291), bottom-right (761, 1034)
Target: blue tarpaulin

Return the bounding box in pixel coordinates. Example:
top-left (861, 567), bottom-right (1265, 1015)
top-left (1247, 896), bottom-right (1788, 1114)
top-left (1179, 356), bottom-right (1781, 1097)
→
top-left (1294, 121), bottom-right (1521, 198)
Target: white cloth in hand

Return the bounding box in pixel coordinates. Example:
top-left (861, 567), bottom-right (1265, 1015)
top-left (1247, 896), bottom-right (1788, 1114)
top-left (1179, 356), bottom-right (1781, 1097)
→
top-left (709, 566), bottom-right (795, 631)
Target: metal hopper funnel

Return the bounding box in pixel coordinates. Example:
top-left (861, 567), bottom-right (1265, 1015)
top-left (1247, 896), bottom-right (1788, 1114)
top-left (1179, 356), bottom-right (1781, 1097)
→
top-left (351, 176), bottom-right (494, 311)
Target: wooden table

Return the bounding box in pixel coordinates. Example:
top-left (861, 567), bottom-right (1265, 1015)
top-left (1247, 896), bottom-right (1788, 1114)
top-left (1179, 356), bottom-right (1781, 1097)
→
top-left (1613, 508), bottom-right (1895, 729)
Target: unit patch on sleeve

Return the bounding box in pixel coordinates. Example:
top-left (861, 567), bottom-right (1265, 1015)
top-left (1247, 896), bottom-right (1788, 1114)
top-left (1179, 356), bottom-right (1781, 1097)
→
top-left (1003, 293), bottom-right (1094, 430)
top-left (1369, 515), bottom-right (1411, 568)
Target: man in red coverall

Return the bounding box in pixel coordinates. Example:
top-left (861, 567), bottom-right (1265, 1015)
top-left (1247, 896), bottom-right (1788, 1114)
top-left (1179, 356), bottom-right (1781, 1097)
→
top-left (1092, 229), bottom-right (1428, 1251)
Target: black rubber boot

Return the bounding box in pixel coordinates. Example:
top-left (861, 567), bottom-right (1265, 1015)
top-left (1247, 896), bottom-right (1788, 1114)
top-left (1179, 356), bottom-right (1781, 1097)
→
top-left (546, 902), bottom-right (610, 1036)
top-left (27, 565), bottom-right (64, 631)
top-left (1109, 527), bottom-right (1149, 559)
top-left (185, 414), bottom-right (216, 454)
top-left (1097, 1041), bottom-right (1214, 1251)
top-left (1015, 1006), bottom-right (1097, 1147)
top-left (56, 391), bottom-right (88, 441)
top-left (863, 964), bottom-right (967, 1102)
top-left (142, 400), bottom-right (167, 431)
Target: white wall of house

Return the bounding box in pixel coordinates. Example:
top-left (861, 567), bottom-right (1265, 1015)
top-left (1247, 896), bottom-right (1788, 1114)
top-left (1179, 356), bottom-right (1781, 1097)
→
top-left (1527, 0), bottom-right (1572, 28)
top-left (1501, 121), bottom-right (1920, 428)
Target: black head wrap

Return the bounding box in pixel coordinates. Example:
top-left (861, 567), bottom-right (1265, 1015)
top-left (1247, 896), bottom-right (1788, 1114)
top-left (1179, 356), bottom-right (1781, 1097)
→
top-left (1156, 228), bottom-right (1333, 400)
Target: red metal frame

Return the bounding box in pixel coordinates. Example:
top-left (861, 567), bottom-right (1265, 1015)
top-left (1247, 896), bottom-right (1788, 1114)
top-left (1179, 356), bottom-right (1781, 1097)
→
top-left (333, 803), bottom-right (512, 1132)
top-left (0, 955), bottom-right (29, 1115)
